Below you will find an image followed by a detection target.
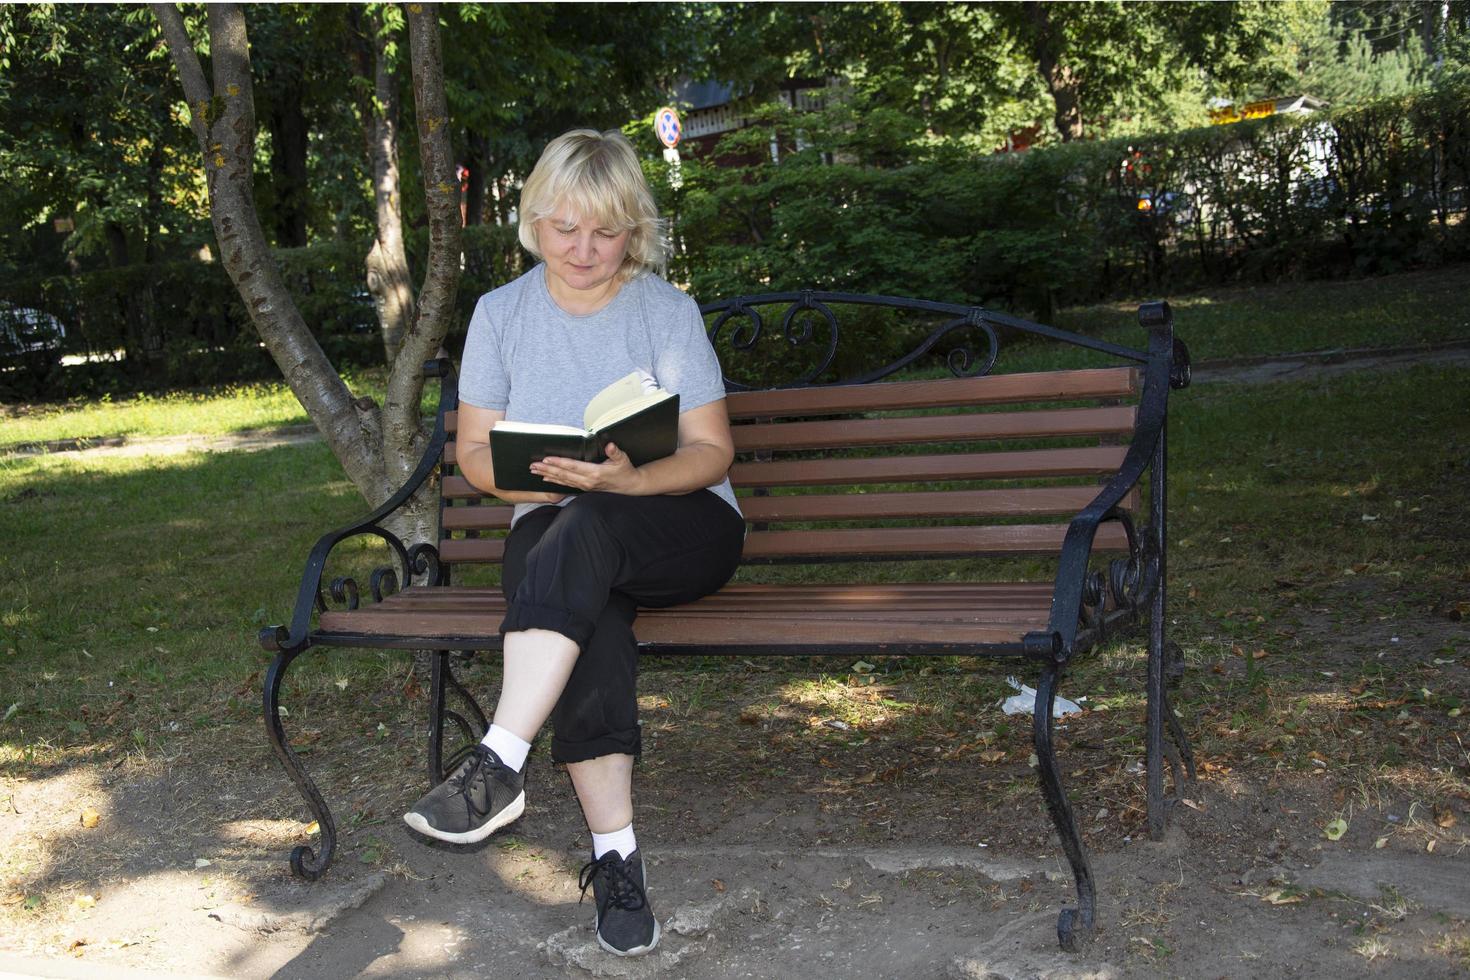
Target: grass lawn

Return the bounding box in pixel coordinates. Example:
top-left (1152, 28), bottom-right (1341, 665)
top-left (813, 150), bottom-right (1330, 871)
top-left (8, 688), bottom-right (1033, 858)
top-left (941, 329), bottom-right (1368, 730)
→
top-left (1052, 262), bottom-right (1470, 363)
top-left (3, 263), bottom-right (1467, 452)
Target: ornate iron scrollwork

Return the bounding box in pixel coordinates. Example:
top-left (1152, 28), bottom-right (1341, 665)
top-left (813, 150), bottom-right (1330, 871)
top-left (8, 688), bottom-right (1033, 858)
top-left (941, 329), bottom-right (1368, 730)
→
top-left (407, 542), bottom-right (444, 588)
top-left (370, 567), bottom-right (399, 603)
top-left (1107, 554), bottom-right (1142, 613)
top-left (328, 576), bottom-right (360, 610)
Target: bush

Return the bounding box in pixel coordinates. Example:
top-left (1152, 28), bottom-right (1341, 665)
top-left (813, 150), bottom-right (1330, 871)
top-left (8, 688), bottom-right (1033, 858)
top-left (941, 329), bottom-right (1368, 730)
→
top-left (663, 84), bottom-right (1470, 321)
top-left (0, 222), bottom-right (529, 399)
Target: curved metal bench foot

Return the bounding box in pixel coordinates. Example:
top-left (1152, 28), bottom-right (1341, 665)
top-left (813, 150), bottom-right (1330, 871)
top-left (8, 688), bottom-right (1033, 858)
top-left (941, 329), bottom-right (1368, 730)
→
top-left (264, 646), bottom-right (337, 880)
top-left (1033, 666), bottom-right (1097, 952)
top-left (1057, 905), bottom-right (1096, 953)
top-left (290, 844), bottom-right (328, 881)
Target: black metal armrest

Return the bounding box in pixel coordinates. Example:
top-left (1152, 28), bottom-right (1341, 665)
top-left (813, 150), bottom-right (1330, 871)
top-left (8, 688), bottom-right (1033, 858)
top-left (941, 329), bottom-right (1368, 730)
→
top-left (260, 359), bottom-right (459, 653)
top-left (1031, 303), bottom-right (1182, 662)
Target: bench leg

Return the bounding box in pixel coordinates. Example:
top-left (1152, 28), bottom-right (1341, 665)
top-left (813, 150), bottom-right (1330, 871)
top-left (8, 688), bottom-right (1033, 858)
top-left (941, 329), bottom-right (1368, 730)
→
top-left (427, 650), bottom-right (489, 786)
top-left (1033, 666), bottom-right (1096, 952)
top-left (263, 646), bottom-right (336, 881)
top-left (1146, 608), bottom-right (1197, 841)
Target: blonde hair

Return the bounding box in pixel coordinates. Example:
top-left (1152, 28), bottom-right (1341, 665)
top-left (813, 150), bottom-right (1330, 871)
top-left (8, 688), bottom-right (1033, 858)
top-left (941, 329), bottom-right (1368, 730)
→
top-left (517, 129), bottom-right (668, 280)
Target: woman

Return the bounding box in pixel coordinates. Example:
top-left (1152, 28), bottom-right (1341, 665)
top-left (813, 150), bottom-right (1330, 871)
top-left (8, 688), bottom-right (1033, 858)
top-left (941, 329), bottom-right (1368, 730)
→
top-left (402, 129), bottom-right (745, 957)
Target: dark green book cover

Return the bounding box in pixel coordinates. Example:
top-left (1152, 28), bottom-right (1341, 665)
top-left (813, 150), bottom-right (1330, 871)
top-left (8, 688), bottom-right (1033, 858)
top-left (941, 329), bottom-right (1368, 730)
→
top-left (490, 391), bottom-right (680, 494)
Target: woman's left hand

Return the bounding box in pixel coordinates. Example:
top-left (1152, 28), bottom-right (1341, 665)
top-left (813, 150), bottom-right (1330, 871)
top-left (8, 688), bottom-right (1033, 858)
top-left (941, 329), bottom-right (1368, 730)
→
top-left (530, 442), bottom-right (647, 495)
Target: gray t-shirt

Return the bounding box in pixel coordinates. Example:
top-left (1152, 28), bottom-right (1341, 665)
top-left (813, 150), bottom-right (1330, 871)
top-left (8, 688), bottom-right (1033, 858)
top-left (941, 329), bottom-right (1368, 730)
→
top-left (459, 264), bottom-right (740, 525)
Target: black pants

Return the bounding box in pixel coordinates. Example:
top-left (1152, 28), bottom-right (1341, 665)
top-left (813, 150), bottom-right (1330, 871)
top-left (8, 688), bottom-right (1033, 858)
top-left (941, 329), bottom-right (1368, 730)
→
top-left (500, 490), bottom-right (745, 764)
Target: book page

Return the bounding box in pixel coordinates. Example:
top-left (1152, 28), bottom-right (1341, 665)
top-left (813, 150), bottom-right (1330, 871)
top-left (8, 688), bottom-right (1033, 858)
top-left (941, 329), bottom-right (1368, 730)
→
top-left (587, 389), bottom-right (675, 433)
top-left (583, 371), bottom-right (660, 430)
top-left (492, 420), bottom-right (587, 437)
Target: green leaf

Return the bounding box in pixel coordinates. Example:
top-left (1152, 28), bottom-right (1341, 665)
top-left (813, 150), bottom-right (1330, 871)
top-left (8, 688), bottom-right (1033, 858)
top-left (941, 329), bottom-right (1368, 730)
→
top-left (2, 703), bottom-right (18, 723)
top-left (1324, 818), bottom-right (1348, 841)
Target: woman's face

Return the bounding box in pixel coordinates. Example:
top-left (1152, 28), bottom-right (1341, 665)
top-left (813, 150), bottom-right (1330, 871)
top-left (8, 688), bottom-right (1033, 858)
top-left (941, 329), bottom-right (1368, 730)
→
top-left (538, 206), bottom-right (632, 295)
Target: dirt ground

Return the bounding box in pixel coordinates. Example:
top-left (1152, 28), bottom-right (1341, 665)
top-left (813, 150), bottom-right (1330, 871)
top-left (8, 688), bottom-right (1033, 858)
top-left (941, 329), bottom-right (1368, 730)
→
top-left (2, 350), bottom-right (1468, 978)
top-left (2, 591), bottom-right (1467, 980)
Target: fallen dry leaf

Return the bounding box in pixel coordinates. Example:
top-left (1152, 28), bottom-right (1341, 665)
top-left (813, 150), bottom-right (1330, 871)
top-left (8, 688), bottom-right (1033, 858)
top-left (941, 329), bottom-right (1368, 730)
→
top-left (1434, 806), bottom-right (1457, 829)
top-left (1262, 890), bottom-right (1304, 905)
top-left (977, 749), bottom-right (1006, 763)
top-left (711, 879), bottom-right (726, 893)
top-left (1252, 649), bottom-right (1268, 661)
top-left (79, 809), bottom-right (99, 829)
top-left (1427, 839), bottom-right (1437, 853)
top-left (303, 821), bottom-right (319, 836)
top-left (1, 893), bottom-right (25, 906)
top-left (1179, 798), bottom-right (1203, 811)
top-left (73, 894), bottom-right (96, 911)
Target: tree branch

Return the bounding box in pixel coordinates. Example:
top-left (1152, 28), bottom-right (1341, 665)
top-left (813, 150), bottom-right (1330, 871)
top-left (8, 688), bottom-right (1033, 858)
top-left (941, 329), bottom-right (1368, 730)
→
top-left (383, 2), bottom-right (462, 479)
top-left (150, 3), bottom-right (209, 149)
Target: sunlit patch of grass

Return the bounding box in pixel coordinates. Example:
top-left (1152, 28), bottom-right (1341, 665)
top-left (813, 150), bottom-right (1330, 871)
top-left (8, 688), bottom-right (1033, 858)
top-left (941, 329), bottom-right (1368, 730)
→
top-left (0, 366), bottom-right (440, 449)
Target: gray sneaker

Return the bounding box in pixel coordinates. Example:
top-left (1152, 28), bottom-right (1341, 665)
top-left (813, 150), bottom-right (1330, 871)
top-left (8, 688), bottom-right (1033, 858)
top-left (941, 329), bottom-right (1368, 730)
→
top-left (403, 745), bottom-right (524, 844)
top-left (578, 848), bottom-right (660, 956)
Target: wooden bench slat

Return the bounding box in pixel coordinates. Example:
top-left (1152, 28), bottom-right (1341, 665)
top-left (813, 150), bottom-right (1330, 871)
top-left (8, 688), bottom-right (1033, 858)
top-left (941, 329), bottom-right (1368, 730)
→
top-left (439, 445), bottom-right (1129, 500)
top-left (440, 538), bottom-right (508, 563)
top-left (440, 367), bottom-right (1140, 434)
top-left (739, 522), bottom-right (1129, 559)
top-left (440, 404), bottom-right (1136, 466)
top-left (729, 445), bottom-right (1129, 488)
top-left (319, 578), bottom-right (1056, 645)
top-left (725, 367), bottom-right (1138, 419)
top-left (441, 504), bottom-right (516, 531)
top-left (436, 487), bottom-right (1135, 530)
top-left (738, 486), bottom-right (1137, 522)
top-left (439, 521), bottom-right (1126, 564)
top-left (730, 405), bottom-right (1136, 452)
top-left (319, 608), bottom-right (1039, 645)
top-left (363, 584), bottom-right (1058, 613)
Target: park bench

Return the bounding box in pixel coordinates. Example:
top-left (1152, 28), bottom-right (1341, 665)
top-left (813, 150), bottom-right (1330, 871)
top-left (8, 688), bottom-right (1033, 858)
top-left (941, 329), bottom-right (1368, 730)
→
top-left (258, 292), bottom-right (1196, 951)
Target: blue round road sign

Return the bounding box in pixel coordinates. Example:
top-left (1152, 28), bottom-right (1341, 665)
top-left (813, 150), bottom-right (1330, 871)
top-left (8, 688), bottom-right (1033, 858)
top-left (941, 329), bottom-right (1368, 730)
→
top-left (655, 107), bottom-right (682, 149)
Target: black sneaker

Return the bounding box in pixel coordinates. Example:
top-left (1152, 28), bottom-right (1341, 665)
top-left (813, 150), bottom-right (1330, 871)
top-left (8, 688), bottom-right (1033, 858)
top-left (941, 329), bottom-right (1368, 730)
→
top-left (402, 745), bottom-right (525, 844)
top-left (578, 848), bottom-right (660, 956)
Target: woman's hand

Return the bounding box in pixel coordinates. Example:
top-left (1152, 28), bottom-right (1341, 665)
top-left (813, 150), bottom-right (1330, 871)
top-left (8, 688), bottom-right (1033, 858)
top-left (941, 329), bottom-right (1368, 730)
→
top-left (530, 442), bottom-right (647, 495)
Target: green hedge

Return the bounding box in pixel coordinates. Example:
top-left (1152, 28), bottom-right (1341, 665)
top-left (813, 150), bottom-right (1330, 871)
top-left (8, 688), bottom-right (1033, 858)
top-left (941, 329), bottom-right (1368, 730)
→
top-left (0, 223), bottom-right (525, 397)
top-left (663, 85), bottom-right (1470, 317)
top-left (5, 84), bottom-right (1466, 397)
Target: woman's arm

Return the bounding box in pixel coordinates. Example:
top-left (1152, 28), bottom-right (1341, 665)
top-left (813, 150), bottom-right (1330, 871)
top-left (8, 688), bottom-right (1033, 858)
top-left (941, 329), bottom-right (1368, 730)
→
top-left (528, 399), bottom-right (735, 496)
top-left (456, 400), bottom-right (568, 505)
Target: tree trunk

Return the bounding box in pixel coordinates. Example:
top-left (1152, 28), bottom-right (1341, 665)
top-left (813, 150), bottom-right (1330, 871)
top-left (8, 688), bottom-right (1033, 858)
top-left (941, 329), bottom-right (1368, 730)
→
top-left (152, 2), bottom-right (460, 558)
top-left (464, 131), bottom-right (488, 227)
top-left (144, 140), bottom-right (163, 263)
top-left (153, 2), bottom-right (388, 504)
top-left (1024, 1), bottom-right (1084, 143)
top-left (267, 76), bottom-right (310, 248)
top-left (363, 12), bottom-right (417, 366)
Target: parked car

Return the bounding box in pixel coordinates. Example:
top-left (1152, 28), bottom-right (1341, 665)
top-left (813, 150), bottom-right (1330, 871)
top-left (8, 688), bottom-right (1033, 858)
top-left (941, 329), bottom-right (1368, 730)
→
top-left (0, 302), bottom-right (67, 371)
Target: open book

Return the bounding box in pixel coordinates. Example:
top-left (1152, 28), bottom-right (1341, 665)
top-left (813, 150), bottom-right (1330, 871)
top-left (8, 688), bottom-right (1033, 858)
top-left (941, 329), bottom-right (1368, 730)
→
top-left (490, 371), bottom-right (680, 493)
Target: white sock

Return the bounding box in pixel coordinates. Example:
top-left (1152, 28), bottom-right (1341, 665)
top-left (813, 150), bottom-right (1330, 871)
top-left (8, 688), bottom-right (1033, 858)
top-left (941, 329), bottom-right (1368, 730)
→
top-left (591, 823), bottom-right (638, 860)
top-left (480, 724), bottom-right (531, 772)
